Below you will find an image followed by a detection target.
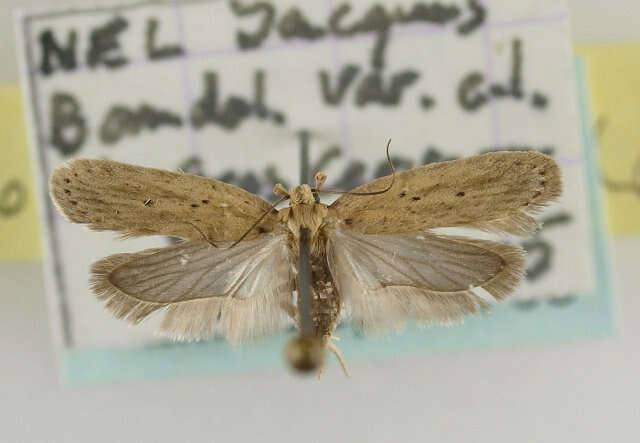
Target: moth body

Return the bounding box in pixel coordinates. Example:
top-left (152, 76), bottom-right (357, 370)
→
top-left (48, 150), bottom-right (563, 378)
top-left (278, 184), bottom-right (343, 370)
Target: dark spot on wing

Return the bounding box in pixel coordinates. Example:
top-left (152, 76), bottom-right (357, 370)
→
top-left (64, 178), bottom-right (70, 184)
top-left (257, 226), bottom-right (267, 233)
top-left (456, 191), bottom-right (465, 197)
top-left (202, 199), bottom-right (209, 204)
top-left (411, 196), bottom-right (421, 201)
top-left (399, 192), bottom-right (407, 198)
top-left (191, 204), bottom-right (199, 208)
top-left (70, 201), bottom-right (78, 206)
top-left (64, 189), bottom-right (71, 194)
top-left (345, 218), bottom-right (353, 225)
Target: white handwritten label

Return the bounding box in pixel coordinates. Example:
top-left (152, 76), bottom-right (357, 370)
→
top-left (16, 0), bottom-right (600, 357)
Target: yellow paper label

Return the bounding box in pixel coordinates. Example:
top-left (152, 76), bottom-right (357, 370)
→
top-left (0, 85), bottom-right (41, 261)
top-left (577, 45), bottom-right (640, 235)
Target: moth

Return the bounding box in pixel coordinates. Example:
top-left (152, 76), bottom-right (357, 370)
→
top-left (49, 146), bottom-right (561, 376)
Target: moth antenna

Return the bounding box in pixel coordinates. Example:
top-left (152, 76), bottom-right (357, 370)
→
top-left (315, 139), bottom-right (395, 197)
top-left (225, 195), bottom-right (288, 249)
top-left (185, 222), bottom-right (218, 248)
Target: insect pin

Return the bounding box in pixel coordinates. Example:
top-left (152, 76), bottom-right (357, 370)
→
top-left (49, 141), bottom-right (561, 377)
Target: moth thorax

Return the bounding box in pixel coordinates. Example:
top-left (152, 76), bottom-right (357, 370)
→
top-left (284, 336), bottom-right (326, 374)
top-left (289, 184), bottom-right (315, 205)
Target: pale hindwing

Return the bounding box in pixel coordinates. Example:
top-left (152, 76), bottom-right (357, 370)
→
top-left (91, 234), bottom-right (295, 344)
top-left (326, 229), bottom-right (524, 333)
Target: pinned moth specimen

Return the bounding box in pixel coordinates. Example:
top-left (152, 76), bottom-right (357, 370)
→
top-left (49, 146), bottom-right (561, 376)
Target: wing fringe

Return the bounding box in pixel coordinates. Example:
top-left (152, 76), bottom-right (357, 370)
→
top-left (465, 183), bottom-right (563, 236)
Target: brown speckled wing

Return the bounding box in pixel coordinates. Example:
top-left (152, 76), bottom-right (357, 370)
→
top-left (49, 159), bottom-right (279, 241)
top-left (329, 151), bottom-right (562, 236)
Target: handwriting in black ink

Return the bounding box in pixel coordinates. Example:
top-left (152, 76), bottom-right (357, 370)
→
top-left (597, 116), bottom-right (640, 197)
top-left (509, 212), bottom-right (575, 310)
top-left (229, 1), bottom-right (276, 49)
top-left (51, 92), bottom-right (88, 155)
top-left (319, 66), bottom-right (420, 107)
top-left (191, 70), bottom-right (285, 130)
top-left (231, 0), bottom-right (486, 58)
top-left (457, 39), bottom-right (549, 112)
top-left (39, 29), bottom-right (77, 75)
top-left (100, 104), bottom-right (183, 145)
top-left (319, 65), bottom-right (360, 105)
top-left (278, 7), bottom-right (325, 41)
top-left (86, 16), bottom-right (129, 69)
top-left (522, 212), bottom-right (572, 282)
top-left (0, 179), bottom-right (27, 218)
top-left (602, 157), bottom-right (640, 197)
top-left (512, 294), bottom-right (577, 311)
top-left (146, 18), bottom-right (185, 60)
top-left (49, 69), bottom-right (287, 153)
top-left (38, 17), bottom-right (184, 75)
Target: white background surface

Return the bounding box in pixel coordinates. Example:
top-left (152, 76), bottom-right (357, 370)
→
top-left (1, 1), bottom-right (639, 442)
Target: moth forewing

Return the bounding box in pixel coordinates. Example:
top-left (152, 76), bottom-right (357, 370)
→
top-left (49, 159), bottom-right (279, 241)
top-left (329, 151), bottom-right (562, 236)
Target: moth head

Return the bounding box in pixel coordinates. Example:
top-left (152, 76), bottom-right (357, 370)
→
top-left (289, 184), bottom-right (315, 205)
top-left (284, 336), bottom-right (326, 374)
